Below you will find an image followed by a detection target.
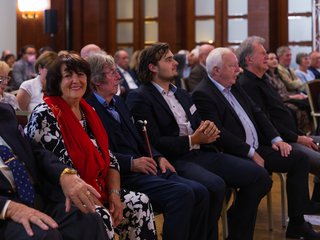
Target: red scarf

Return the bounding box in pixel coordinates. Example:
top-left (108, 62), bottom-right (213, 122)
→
top-left (44, 96), bottom-right (110, 202)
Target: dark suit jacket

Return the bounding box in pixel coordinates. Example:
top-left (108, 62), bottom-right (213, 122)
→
top-left (192, 76), bottom-right (280, 158)
top-left (0, 103), bottom-right (66, 212)
top-left (187, 64), bottom-right (207, 92)
top-left (238, 69), bottom-right (300, 143)
top-left (86, 94), bottom-right (161, 174)
top-left (309, 66), bottom-right (320, 79)
top-left (117, 67), bottom-right (140, 99)
top-left (126, 82), bottom-right (203, 160)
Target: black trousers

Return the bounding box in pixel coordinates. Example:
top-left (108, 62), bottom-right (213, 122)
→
top-left (172, 150), bottom-right (272, 240)
top-left (257, 146), bottom-right (310, 218)
top-left (1, 203), bottom-right (109, 240)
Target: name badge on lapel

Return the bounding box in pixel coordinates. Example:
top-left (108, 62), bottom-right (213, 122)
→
top-left (189, 104), bottom-right (197, 115)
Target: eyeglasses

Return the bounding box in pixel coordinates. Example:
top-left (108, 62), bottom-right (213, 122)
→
top-left (103, 68), bottom-right (119, 78)
top-left (0, 76), bottom-right (11, 83)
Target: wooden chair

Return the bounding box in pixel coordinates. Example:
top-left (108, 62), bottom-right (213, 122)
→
top-left (15, 110), bottom-right (30, 127)
top-left (306, 79), bottom-right (320, 134)
top-left (267, 172), bottom-right (287, 231)
top-left (221, 172), bottom-right (287, 239)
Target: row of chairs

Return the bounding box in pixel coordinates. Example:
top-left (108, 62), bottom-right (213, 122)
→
top-left (14, 110), bottom-right (289, 239)
top-left (221, 173), bottom-right (287, 239)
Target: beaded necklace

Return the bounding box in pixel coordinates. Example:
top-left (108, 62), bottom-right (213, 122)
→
top-left (80, 108), bottom-right (88, 133)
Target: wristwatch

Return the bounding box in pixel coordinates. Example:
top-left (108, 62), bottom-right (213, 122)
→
top-left (60, 168), bottom-right (77, 177)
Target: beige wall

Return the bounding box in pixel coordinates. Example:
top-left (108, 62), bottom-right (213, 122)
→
top-left (0, 0), bottom-right (16, 54)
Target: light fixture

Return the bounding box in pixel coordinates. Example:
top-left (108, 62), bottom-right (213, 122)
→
top-left (18, 0), bottom-right (51, 19)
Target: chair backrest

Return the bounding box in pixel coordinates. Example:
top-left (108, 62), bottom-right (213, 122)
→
top-left (15, 110), bottom-right (30, 127)
top-left (306, 79), bottom-right (320, 114)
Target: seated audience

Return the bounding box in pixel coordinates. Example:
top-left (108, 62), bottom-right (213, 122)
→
top-left (4, 54), bottom-right (15, 69)
top-left (174, 48), bottom-right (199, 89)
top-left (80, 44), bottom-right (102, 59)
top-left (114, 49), bottom-right (140, 99)
top-left (129, 50), bottom-right (141, 78)
top-left (193, 43), bottom-right (320, 239)
top-left (225, 36), bottom-right (320, 239)
top-left (295, 52), bottom-right (315, 84)
top-left (0, 61), bottom-right (18, 110)
top-left (187, 44), bottom-right (214, 92)
top-left (25, 53), bottom-right (156, 240)
top-left (16, 51), bottom-right (58, 111)
top-left (277, 46), bottom-right (304, 92)
top-left (1, 50), bottom-right (11, 61)
top-left (237, 37), bottom-right (320, 206)
top-left (126, 42), bottom-right (272, 240)
top-left (38, 46), bottom-right (54, 56)
top-left (11, 44), bottom-right (37, 91)
top-left (86, 52), bottom-right (210, 240)
top-left (309, 51), bottom-right (320, 79)
top-left (266, 52), bottom-right (312, 134)
top-left (0, 102), bottom-right (109, 240)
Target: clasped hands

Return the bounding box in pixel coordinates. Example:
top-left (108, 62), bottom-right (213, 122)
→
top-left (191, 120), bottom-right (220, 145)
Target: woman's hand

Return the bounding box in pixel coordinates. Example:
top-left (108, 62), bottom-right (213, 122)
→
top-left (60, 173), bottom-right (101, 213)
top-left (108, 192), bottom-right (124, 227)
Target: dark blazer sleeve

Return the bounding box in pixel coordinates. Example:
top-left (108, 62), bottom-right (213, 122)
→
top-left (0, 103), bottom-right (67, 207)
top-left (187, 64), bottom-right (206, 92)
top-left (86, 95), bottom-right (133, 173)
top-left (193, 78), bottom-right (280, 158)
top-left (127, 86), bottom-right (191, 158)
top-left (193, 83), bottom-right (251, 157)
top-left (239, 73), bottom-right (299, 142)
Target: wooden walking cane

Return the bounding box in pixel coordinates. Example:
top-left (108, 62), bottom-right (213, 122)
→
top-left (137, 120), bottom-right (153, 158)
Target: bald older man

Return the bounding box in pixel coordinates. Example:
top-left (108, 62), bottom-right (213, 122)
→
top-left (80, 44), bottom-right (101, 59)
top-left (187, 44), bottom-right (214, 92)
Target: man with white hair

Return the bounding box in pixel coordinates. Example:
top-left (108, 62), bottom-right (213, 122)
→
top-left (174, 47), bottom-right (199, 88)
top-left (187, 44), bottom-right (214, 91)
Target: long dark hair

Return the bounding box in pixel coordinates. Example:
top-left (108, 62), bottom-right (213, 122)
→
top-left (138, 42), bottom-right (170, 83)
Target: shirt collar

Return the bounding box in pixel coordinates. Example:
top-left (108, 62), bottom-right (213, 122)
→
top-left (243, 68), bottom-right (267, 81)
top-left (207, 74), bottom-right (229, 93)
top-left (151, 82), bottom-right (177, 95)
top-left (117, 66), bottom-right (126, 74)
top-left (94, 92), bottom-right (116, 107)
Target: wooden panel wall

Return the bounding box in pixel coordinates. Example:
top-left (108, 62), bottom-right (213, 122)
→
top-left (248, 0), bottom-right (270, 49)
top-left (158, 0), bottom-right (183, 52)
top-left (16, 0), bottom-right (290, 55)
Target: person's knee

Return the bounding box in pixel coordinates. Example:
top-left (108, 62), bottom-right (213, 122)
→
top-left (5, 221), bottom-right (62, 240)
top-left (256, 168), bottom-right (273, 194)
top-left (291, 150), bottom-right (310, 171)
top-left (42, 228), bottom-right (62, 240)
top-left (207, 177), bottom-right (226, 195)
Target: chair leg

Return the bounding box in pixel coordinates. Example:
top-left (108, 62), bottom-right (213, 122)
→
top-left (278, 173), bottom-right (287, 228)
top-left (267, 190), bottom-right (273, 231)
top-left (221, 200), bottom-right (228, 240)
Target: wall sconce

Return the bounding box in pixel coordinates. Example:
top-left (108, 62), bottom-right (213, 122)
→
top-left (18, 0), bottom-right (51, 19)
